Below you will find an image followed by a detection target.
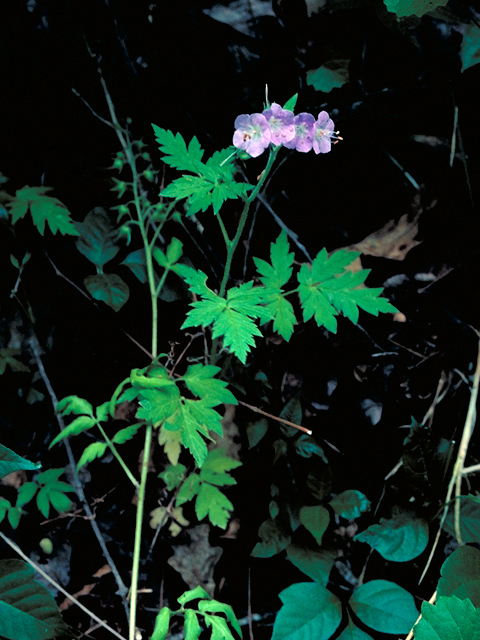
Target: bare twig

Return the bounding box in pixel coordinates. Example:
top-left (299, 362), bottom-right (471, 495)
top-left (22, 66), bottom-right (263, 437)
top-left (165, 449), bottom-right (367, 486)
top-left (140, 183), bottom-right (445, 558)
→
top-left (28, 334), bottom-right (130, 621)
top-left (239, 400), bottom-right (312, 435)
top-left (0, 531), bottom-right (127, 640)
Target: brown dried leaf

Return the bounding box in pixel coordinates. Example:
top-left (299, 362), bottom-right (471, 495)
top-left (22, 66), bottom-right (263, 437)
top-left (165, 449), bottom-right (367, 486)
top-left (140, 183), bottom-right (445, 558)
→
top-left (352, 212), bottom-right (421, 261)
top-left (168, 524), bottom-right (223, 596)
top-left (92, 564), bottom-right (111, 578)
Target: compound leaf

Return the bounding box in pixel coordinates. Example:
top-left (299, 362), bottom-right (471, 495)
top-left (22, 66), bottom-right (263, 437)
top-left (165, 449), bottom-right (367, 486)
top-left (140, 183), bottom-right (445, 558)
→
top-left (182, 364), bottom-right (237, 405)
top-left (152, 126), bottom-right (204, 173)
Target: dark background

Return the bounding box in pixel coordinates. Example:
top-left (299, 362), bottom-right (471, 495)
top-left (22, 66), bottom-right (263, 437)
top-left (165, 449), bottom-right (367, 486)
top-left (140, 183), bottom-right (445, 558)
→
top-left (1, 1), bottom-right (480, 639)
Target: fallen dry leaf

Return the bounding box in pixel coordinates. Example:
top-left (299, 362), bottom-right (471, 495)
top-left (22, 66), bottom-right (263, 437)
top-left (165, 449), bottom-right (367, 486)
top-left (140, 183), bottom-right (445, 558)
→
top-left (352, 212), bottom-right (421, 261)
top-left (168, 524), bottom-right (222, 596)
top-left (92, 564), bottom-right (111, 578)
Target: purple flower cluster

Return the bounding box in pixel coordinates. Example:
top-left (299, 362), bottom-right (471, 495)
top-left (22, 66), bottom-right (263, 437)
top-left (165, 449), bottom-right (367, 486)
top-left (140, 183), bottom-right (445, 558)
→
top-left (233, 103), bottom-right (339, 158)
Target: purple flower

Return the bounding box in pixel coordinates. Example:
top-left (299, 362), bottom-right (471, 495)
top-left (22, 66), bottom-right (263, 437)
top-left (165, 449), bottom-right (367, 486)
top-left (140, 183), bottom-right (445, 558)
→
top-left (283, 113), bottom-right (315, 153)
top-left (313, 111), bottom-right (335, 154)
top-left (233, 113), bottom-right (271, 158)
top-left (262, 103), bottom-right (295, 146)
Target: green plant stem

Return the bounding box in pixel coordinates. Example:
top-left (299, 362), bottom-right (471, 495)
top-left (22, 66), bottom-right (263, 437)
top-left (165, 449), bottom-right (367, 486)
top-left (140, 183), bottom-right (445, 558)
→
top-left (155, 268), bottom-right (169, 298)
top-left (96, 422), bottom-right (139, 489)
top-left (210, 147), bottom-right (279, 364)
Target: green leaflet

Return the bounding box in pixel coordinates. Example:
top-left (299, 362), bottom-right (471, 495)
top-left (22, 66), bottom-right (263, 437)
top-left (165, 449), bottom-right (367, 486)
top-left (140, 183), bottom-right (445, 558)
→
top-left (437, 545), bottom-right (480, 607)
top-left (298, 248), bottom-right (397, 332)
top-left (306, 59), bottom-right (350, 93)
top-left (285, 544), bottom-right (336, 585)
top-left (7, 186), bottom-right (79, 236)
top-left (254, 231), bottom-right (297, 340)
top-left (75, 208), bottom-right (120, 267)
top-left (337, 620), bottom-right (373, 640)
top-left (84, 273), bottom-right (130, 312)
top-left (178, 266), bottom-right (272, 363)
top-left (271, 582), bottom-right (342, 640)
top-left (414, 596), bottom-right (480, 640)
top-left (35, 469), bottom-right (75, 519)
top-left (152, 125), bottom-right (251, 215)
top-left (355, 512), bottom-right (429, 561)
top-left (299, 505), bottom-right (330, 546)
top-left (0, 559), bottom-right (71, 640)
top-left (443, 494), bottom-right (480, 543)
top-left (329, 490), bottom-right (371, 519)
top-left (0, 443), bottom-right (40, 480)
top-left (121, 248), bottom-right (148, 283)
top-left (461, 25), bottom-right (480, 72)
top-left (76, 442), bottom-right (108, 471)
top-left (383, 0), bottom-right (448, 17)
top-left (350, 580), bottom-right (418, 634)
top-left (251, 518), bottom-right (292, 558)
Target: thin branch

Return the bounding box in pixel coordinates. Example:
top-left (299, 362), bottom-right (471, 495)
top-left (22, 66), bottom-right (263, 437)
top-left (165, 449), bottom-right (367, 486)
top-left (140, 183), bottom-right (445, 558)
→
top-left (0, 531), bottom-right (127, 640)
top-left (28, 334), bottom-right (130, 620)
top-left (238, 400), bottom-right (312, 435)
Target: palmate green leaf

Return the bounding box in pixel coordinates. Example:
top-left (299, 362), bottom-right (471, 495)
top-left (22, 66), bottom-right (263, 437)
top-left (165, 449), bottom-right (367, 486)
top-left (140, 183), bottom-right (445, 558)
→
top-left (0, 444), bottom-right (40, 480)
top-left (159, 426), bottom-right (183, 465)
top-left (355, 512), bottom-right (428, 561)
top-left (350, 580), bottom-right (418, 634)
top-left (443, 494), bottom-right (480, 543)
top-left (0, 559), bottom-right (72, 640)
top-left (414, 596), bottom-right (480, 640)
top-left (165, 401), bottom-right (214, 467)
top-left (7, 186), bottom-right (79, 236)
top-left (272, 582), bottom-right (342, 640)
top-left (182, 364), bottom-right (237, 405)
top-left (152, 125), bottom-right (204, 173)
top-left (384, 0), bottom-right (448, 17)
top-left (200, 449), bottom-right (241, 486)
top-left (437, 545), bottom-right (480, 607)
top-left (329, 490), bottom-right (371, 519)
top-left (181, 274), bottom-right (270, 363)
top-left (136, 386), bottom-right (181, 426)
top-left (195, 482), bottom-right (234, 529)
top-left (75, 208), bottom-right (119, 267)
top-left (84, 273), bottom-right (129, 312)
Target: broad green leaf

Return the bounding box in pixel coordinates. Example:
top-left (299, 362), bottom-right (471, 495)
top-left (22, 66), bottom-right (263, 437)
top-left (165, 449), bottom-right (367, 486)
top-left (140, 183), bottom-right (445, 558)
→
top-left (49, 415), bottom-right (96, 447)
top-left (350, 580), bottom-right (418, 634)
top-left (384, 0), bottom-right (448, 17)
top-left (286, 544), bottom-right (336, 584)
top-left (272, 582), bottom-right (342, 640)
top-left (159, 426), bottom-right (183, 465)
top-left (76, 442), bottom-right (108, 470)
top-left (185, 609), bottom-right (202, 640)
top-left (36, 488), bottom-right (51, 518)
top-left (167, 237), bottom-right (183, 264)
top-left (354, 513), bottom-right (428, 561)
top-left (136, 386), bottom-right (181, 426)
top-left (299, 505), bottom-right (330, 546)
top-left (178, 585), bottom-right (211, 606)
top-left (7, 186), bottom-right (79, 236)
top-left (182, 364), bottom-right (237, 405)
top-left (337, 620), bottom-right (373, 640)
top-left (159, 463), bottom-right (187, 491)
top-left (279, 397), bottom-right (303, 437)
top-left (246, 418), bottom-right (269, 448)
top-left (121, 248), bottom-right (147, 283)
top-left (329, 490), bottom-right (371, 519)
top-left (437, 545), bottom-right (480, 607)
top-left (414, 595), bottom-right (480, 640)
top-left (151, 606), bottom-right (171, 640)
top-left (443, 495), bottom-right (480, 543)
top-left (7, 506), bottom-right (22, 529)
top-left (306, 59), bottom-right (350, 92)
top-left (84, 273), bottom-right (129, 312)
top-left (251, 518), bottom-right (291, 558)
top-left (198, 600), bottom-right (242, 636)
top-left (0, 498), bottom-right (11, 523)
top-left (0, 444), bottom-right (40, 479)
top-left (195, 482), bottom-right (234, 529)
top-left (47, 490), bottom-right (73, 514)
top-left (461, 25), bottom-right (480, 72)
top-left (0, 559), bottom-right (71, 640)
top-left (56, 395), bottom-right (93, 417)
top-left (76, 208), bottom-right (119, 267)
top-left (294, 434), bottom-right (328, 463)
top-left (112, 424), bottom-right (141, 444)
